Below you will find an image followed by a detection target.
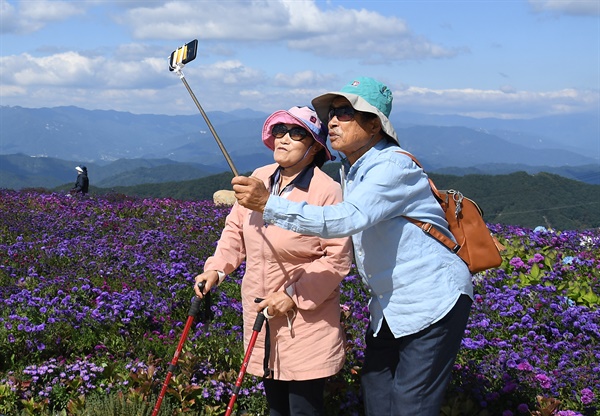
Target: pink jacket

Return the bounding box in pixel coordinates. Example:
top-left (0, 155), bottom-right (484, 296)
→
top-left (204, 163), bottom-right (353, 380)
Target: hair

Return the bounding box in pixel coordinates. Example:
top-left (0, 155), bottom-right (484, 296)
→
top-left (357, 110), bottom-right (378, 121)
top-left (313, 148), bottom-right (328, 168)
top-left (355, 110), bottom-right (395, 144)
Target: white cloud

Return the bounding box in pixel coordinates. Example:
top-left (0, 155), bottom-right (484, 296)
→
top-left (195, 60), bottom-right (264, 85)
top-left (1, 1), bottom-right (597, 118)
top-left (19, 0), bottom-right (84, 21)
top-left (2, 48), bottom-right (597, 118)
top-left (2, 52), bottom-right (102, 86)
top-left (0, 0), bottom-right (86, 34)
top-left (0, 0), bottom-right (17, 33)
top-left (0, 84), bottom-right (26, 97)
top-left (0, 50), bottom-right (170, 92)
top-left (273, 71), bottom-right (335, 88)
top-left (528, 0), bottom-right (600, 17)
top-left (394, 86), bottom-right (599, 118)
top-left (117, 0), bottom-right (459, 63)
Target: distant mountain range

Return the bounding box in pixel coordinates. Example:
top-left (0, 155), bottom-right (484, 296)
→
top-left (0, 105), bottom-right (598, 190)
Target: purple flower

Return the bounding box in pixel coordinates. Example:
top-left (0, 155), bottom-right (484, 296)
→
top-left (580, 388), bottom-right (594, 405)
top-left (535, 373), bottom-right (551, 389)
top-left (517, 361), bottom-right (533, 371)
top-left (531, 253), bottom-right (544, 263)
top-left (509, 257), bottom-right (525, 269)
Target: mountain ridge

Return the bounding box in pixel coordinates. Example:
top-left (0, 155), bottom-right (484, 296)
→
top-left (1, 105), bottom-right (598, 189)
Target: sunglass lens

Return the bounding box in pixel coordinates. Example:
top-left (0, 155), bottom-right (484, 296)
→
top-left (272, 124), bottom-right (309, 141)
top-left (272, 124), bottom-right (288, 138)
top-left (289, 127), bottom-right (308, 141)
top-left (329, 106), bottom-right (355, 121)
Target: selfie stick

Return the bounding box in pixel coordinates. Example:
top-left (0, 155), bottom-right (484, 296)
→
top-left (173, 64), bottom-right (239, 176)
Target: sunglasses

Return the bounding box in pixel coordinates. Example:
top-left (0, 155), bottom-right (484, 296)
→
top-left (328, 106), bottom-right (355, 122)
top-left (271, 124), bottom-right (310, 141)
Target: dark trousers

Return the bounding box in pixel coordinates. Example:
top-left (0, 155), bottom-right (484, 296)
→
top-left (361, 295), bottom-right (472, 416)
top-left (263, 378), bottom-right (326, 416)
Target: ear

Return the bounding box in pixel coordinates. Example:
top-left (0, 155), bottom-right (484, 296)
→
top-left (370, 116), bottom-right (382, 135)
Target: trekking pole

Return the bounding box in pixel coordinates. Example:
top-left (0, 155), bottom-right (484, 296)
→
top-left (224, 299), bottom-right (267, 416)
top-left (152, 282), bottom-right (208, 416)
top-left (169, 40), bottom-right (239, 177)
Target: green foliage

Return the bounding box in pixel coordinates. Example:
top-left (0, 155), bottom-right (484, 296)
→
top-left (501, 230), bottom-right (600, 308)
top-left (80, 391), bottom-right (179, 416)
top-left (0, 381), bottom-right (19, 414)
top-left (51, 166), bottom-right (600, 230)
top-left (92, 171), bottom-right (241, 201)
top-left (429, 171), bottom-right (600, 230)
top-left (441, 392), bottom-right (491, 416)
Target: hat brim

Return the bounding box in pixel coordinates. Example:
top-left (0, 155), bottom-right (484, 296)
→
top-left (312, 92), bottom-right (399, 145)
top-left (262, 110), bottom-right (333, 161)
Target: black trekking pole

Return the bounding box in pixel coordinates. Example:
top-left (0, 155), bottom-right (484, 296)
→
top-left (225, 299), bottom-right (267, 416)
top-left (169, 39), bottom-right (239, 177)
top-left (152, 282), bottom-right (208, 416)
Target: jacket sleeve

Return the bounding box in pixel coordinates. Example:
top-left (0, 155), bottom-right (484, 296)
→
top-left (71, 176), bottom-right (83, 192)
top-left (203, 201), bottom-right (247, 276)
top-left (264, 154), bottom-right (442, 238)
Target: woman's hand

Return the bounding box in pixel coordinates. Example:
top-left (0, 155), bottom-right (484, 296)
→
top-left (256, 291), bottom-right (296, 318)
top-left (193, 270), bottom-right (220, 299)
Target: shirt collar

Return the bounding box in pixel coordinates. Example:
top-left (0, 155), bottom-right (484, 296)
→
top-left (269, 164), bottom-right (315, 192)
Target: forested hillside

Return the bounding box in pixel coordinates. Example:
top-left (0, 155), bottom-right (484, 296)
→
top-left (50, 164), bottom-right (600, 231)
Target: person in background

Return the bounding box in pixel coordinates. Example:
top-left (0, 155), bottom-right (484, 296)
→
top-left (193, 106), bottom-right (353, 416)
top-left (231, 77), bottom-right (474, 416)
top-left (70, 165), bottom-right (89, 195)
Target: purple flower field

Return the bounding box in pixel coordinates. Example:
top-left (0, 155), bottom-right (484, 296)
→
top-left (0, 190), bottom-right (598, 415)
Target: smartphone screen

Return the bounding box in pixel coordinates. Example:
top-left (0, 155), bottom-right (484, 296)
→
top-left (169, 39), bottom-right (198, 71)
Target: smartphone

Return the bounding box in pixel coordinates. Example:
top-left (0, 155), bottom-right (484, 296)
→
top-left (169, 39), bottom-right (198, 71)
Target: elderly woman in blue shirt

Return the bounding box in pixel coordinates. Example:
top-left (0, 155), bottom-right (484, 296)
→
top-left (232, 77), bottom-right (473, 416)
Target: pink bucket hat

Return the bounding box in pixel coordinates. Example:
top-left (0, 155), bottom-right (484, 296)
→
top-left (262, 106), bottom-right (334, 161)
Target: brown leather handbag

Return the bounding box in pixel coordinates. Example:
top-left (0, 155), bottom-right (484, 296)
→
top-left (398, 151), bottom-right (504, 273)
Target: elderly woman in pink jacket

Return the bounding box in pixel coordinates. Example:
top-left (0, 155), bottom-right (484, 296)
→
top-left (193, 106), bottom-right (353, 416)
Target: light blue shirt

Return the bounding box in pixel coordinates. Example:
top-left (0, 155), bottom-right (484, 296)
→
top-left (263, 139), bottom-right (473, 337)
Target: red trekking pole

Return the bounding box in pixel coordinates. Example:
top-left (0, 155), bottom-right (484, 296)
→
top-left (225, 301), bottom-right (267, 416)
top-left (152, 282), bottom-right (208, 416)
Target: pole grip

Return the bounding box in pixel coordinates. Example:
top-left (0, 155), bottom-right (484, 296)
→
top-left (253, 311), bottom-right (266, 332)
top-left (187, 282), bottom-right (206, 317)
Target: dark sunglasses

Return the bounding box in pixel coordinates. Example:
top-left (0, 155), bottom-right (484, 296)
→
top-left (328, 106), bottom-right (355, 122)
top-left (271, 124), bottom-right (310, 141)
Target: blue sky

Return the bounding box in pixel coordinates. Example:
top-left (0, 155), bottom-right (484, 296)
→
top-left (1, 0), bottom-right (599, 119)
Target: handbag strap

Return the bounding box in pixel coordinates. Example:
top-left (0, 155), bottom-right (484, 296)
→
top-left (404, 216), bottom-right (461, 253)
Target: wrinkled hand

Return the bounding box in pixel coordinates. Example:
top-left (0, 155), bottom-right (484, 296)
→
top-left (231, 176), bottom-right (269, 213)
top-left (193, 270), bottom-right (219, 299)
top-left (256, 291), bottom-right (296, 318)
